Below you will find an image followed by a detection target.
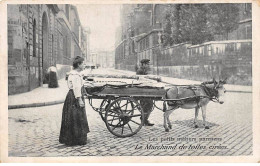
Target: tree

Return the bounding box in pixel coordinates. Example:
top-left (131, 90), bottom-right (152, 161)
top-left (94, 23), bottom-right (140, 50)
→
top-left (171, 4), bottom-right (182, 44)
top-left (162, 13), bottom-right (173, 47)
top-left (162, 4), bottom-right (240, 45)
top-left (178, 4), bottom-right (214, 45)
top-left (206, 4), bottom-right (240, 40)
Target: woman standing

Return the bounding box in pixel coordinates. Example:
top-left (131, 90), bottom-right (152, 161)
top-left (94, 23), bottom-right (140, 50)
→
top-left (59, 56), bottom-right (90, 146)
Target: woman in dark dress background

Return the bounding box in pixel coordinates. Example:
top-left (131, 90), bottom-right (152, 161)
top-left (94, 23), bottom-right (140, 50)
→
top-left (59, 56), bottom-right (90, 146)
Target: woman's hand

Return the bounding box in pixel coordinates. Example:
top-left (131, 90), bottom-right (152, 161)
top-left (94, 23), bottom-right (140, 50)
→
top-left (78, 98), bottom-right (85, 107)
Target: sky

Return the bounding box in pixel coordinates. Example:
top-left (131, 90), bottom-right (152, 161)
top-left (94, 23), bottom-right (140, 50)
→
top-left (76, 4), bottom-right (121, 52)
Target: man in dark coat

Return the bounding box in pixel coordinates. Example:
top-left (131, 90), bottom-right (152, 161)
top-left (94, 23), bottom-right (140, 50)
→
top-left (136, 59), bottom-right (154, 126)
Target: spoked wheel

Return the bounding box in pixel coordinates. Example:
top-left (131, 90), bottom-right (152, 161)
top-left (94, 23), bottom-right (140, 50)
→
top-left (105, 97), bottom-right (144, 138)
top-left (99, 99), bottom-right (113, 122)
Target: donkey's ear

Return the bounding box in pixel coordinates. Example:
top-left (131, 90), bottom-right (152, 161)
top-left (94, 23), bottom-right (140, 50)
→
top-left (222, 77), bottom-right (228, 84)
top-left (213, 78), bottom-right (217, 84)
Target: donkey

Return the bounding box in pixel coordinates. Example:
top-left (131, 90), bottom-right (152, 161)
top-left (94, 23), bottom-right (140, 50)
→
top-left (163, 78), bottom-right (226, 132)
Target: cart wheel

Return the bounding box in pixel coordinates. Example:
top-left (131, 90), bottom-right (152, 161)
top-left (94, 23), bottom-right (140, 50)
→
top-left (99, 99), bottom-right (113, 122)
top-left (105, 97), bottom-right (144, 138)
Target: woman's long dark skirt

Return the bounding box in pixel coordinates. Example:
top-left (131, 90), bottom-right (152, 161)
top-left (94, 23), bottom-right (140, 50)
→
top-left (59, 90), bottom-right (90, 146)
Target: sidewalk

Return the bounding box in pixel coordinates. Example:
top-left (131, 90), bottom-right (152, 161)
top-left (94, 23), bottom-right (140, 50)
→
top-left (8, 68), bottom-right (252, 109)
top-left (8, 79), bottom-right (69, 109)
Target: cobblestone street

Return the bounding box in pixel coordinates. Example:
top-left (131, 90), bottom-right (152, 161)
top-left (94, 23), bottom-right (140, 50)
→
top-left (8, 92), bottom-right (252, 157)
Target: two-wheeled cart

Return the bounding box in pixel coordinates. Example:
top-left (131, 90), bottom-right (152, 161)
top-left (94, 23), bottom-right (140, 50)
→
top-left (83, 74), bottom-right (205, 138)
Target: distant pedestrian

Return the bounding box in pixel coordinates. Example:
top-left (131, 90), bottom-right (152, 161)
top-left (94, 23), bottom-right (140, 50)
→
top-left (47, 66), bottom-right (59, 88)
top-left (136, 59), bottom-right (150, 75)
top-left (136, 59), bottom-right (154, 126)
top-left (59, 56), bottom-right (90, 146)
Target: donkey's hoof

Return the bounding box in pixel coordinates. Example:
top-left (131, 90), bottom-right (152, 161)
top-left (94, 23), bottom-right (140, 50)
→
top-left (205, 126), bottom-right (210, 129)
top-left (194, 125), bottom-right (199, 128)
top-left (165, 128), bottom-right (169, 132)
top-left (168, 125), bottom-right (172, 129)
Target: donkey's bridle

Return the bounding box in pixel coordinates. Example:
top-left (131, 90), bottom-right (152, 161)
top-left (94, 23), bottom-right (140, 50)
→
top-left (200, 83), bottom-right (221, 103)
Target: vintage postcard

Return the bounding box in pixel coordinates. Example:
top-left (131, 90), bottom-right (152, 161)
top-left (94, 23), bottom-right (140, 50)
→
top-left (0, 0), bottom-right (259, 163)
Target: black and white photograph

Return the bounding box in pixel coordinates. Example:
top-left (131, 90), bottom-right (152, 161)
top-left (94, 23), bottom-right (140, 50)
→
top-left (1, 0), bottom-right (260, 163)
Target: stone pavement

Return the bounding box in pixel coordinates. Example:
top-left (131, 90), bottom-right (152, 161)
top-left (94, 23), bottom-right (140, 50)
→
top-left (8, 79), bottom-right (69, 108)
top-left (8, 91), bottom-right (252, 157)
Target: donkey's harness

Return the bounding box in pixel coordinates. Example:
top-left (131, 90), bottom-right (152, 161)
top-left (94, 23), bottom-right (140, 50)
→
top-left (166, 82), bottom-right (221, 108)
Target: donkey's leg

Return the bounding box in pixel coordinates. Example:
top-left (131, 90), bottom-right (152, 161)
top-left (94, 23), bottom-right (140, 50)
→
top-left (167, 108), bottom-right (173, 129)
top-left (167, 114), bottom-right (172, 129)
top-left (201, 105), bottom-right (209, 129)
top-left (164, 106), bottom-right (175, 132)
top-left (163, 106), bottom-right (168, 132)
top-left (163, 105), bottom-right (172, 132)
top-left (167, 106), bottom-right (177, 129)
top-left (194, 107), bottom-right (200, 128)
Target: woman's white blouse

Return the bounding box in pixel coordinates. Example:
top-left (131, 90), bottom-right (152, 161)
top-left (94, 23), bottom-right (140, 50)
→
top-left (67, 70), bottom-right (84, 98)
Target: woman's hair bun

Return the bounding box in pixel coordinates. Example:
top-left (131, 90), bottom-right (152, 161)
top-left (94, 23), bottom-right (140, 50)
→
top-left (72, 56), bottom-right (84, 68)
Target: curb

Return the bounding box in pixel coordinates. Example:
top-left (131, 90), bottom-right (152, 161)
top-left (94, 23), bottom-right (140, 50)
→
top-left (160, 81), bottom-right (252, 93)
top-left (225, 90), bottom-right (252, 93)
top-left (8, 99), bottom-right (65, 110)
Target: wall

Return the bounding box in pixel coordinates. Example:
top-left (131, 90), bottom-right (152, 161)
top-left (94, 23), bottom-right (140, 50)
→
top-left (150, 40), bottom-right (252, 85)
top-left (8, 5), bottom-right (58, 94)
top-left (8, 4), bottom-right (86, 95)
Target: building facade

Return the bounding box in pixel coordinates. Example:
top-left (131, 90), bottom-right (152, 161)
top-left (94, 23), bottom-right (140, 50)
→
top-left (8, 4), bottom-right (89, 94)
top-left (115, 4), bottom-right (252, 85)
top-left (97, 50), bottom-right (115, 68)
top-left (89, 50), bottom-right (115, 68)
top-left (89, 51), bottom-right (98, 67)
top-left (81, 27), bottom-right (91, 62)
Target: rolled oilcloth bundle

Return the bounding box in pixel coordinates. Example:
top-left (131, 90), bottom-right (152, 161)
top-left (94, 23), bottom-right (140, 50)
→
top-left (144, 75), bottom-right (162, 82)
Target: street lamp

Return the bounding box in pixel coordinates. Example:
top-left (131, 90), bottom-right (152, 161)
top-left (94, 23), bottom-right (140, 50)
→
top-left (157, 31), bottom-right (162, 76)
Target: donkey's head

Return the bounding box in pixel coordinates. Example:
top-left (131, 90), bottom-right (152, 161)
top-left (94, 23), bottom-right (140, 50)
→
top-left (202, 78), bottom-right (227, 104)
top-left (212, 78), bottom-right (227, 104)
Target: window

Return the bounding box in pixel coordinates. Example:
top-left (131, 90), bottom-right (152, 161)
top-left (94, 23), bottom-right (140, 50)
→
top-left (142, 39), bottom-right (144, 50)
top-left (131, 40), bottom-right (135, 53)
top-left (208, 45), bottom-right (212, 56)
top-left (33, 19), bottom-right (36, 57)
top-left (246, 25), bottom-right (252, 39)
top-left (146, 37), bottom-right (149, 49)
top-left (65, 5), bottom-right (70, 20)
top-left (52, 34), bottom-right (54, 64)
top-left (245, 3), bottom-right (252, 13)
top-left (63, 36), bottom-right (67, 58)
